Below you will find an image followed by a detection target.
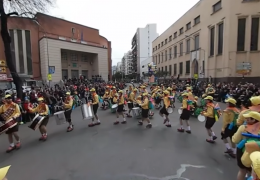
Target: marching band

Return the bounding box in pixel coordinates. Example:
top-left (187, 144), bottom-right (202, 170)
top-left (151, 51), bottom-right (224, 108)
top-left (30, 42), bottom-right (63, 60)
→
top-left (2, 83), bottom-right (260, 180)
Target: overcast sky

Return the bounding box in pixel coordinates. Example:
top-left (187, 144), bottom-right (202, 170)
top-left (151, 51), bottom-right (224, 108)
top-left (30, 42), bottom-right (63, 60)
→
top-left (49, 0), bottom-right (199, 66)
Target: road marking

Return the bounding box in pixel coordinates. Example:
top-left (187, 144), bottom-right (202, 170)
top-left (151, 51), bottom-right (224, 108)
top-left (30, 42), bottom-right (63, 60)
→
top-left (128, 164), bottom-right (206, 180)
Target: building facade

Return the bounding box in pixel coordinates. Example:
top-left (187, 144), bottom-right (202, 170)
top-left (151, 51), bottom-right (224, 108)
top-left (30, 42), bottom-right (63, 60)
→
top-left (0, 13), bottom-right (112, 83)
top-left (121, 50), bottom-right (133, 75)
top-left (152, 0), bottom-right (260, 82)
top-left (112, 65), bottom-right (117, 75)
top-left (131, 24), bottom-right (158, 78)
top-left (116, 62), bottom-right (122, 72)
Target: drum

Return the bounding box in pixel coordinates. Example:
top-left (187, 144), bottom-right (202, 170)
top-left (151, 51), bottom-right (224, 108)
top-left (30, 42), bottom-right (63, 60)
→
top-left (54, 111), bottom-right (66, 125)
top-left (0, 119), bottom-right (17, 134)
top-left (198, 114), bottom-right (206, 122)
top-left (167, 107), bottom-right (173, 114)
top-left (81, 104), bottom-right (94, 120)
top-left (29, 114), bottom-right (45, 130)
top-left (132, 107), bottom-right (141, 118)
top-left (111, 104), bottom-right (118, 113)
top-left (178, 108), bottom-right (183, 114)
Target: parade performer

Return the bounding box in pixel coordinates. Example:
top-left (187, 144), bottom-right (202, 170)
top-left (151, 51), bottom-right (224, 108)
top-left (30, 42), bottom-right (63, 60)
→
top-left (153, 89), bottom-right (162, 108)
top-left (205, 84), bottom-right (215, 96)
top-left (201, 96), bottom-right (218, 143)
top-left (159, 90), bottom-right (171, 127)
top-left (0, 94), bottom-right (21, 153)
top-left (29, 97), bottom-right (49, 141)
top-left (177, 93), bottom-right (191, 133)
top-left (102, 92), bottom-right (110, 109)
top-left (141, 85), bottom-right (148, 94)
top-left (114, 90), bottom-right (127, 125)
top-left (126, 88), bottom-right (137, 118)
top-left (89, 88), bottom-right (101, 127)
top-left (0, 165), bottom-right (11, 180)
top-left (63, 92), bottom-right (74, 132)
top-left (138, 93), bottom-right (152, 128)
top-left (221, 98), bottom-right (240, 158)
top-left (232, 111), bottom-right (260, 180)
top-left (249, 152), bottom-right (260, 180)
top-left (237, 96), bottom-right (260, 126)
top-left (110, 86), bottom-right (117, 105)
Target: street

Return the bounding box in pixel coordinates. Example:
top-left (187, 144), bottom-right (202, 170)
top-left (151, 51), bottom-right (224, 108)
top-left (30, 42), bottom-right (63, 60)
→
top-left (0, 99), bottom-right (238, 180)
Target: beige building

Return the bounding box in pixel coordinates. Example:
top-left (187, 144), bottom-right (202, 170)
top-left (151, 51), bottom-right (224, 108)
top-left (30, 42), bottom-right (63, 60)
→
top-left (152, 0), bottom-right (260, 82)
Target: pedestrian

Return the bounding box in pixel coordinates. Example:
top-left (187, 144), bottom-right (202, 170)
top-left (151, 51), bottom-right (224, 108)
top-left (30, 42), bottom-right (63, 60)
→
top-left (113, 90), bottom-right (126, 125)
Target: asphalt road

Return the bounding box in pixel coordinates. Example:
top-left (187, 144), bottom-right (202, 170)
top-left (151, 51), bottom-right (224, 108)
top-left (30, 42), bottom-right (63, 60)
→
top-left (0, 91), bottom-right (238, 180)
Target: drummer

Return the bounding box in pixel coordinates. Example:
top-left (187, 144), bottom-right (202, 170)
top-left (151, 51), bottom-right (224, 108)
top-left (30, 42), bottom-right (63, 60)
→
top-left (167, 87), bottom-right (175, 108)
top-left (63, 92), bottom-right (74, 132)
top-left (110, 86), bottom-right (117, 105)
top-left (0, 165), bottom-right (11, 180)
top-left (138, 93), bottom-right (152, 128)
top-left (0, 94), bottom-right (21, 153)
top-left (114, 90), bottom-right (127, 125)
top-left (89, 88), bottom-right (101, 127)
top-left (159, 90), bottom-right (171, 127)
top-left (102, 92), bottom-right (110, 109)
top-left (126, 88), bottom-right (137, 118)
top-left (153, 89), bottom-right (162, 109)
top-left (221, 98), bottom-right (240, 158)
top-left (201, 96), bottom-right (217, 143)
top-left (177, 93), bottom-right (191, 133)
top-left (249, 152), bottom-right (260, 180)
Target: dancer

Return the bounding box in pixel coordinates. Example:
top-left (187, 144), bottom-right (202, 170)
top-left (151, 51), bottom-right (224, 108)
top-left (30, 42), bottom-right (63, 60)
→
top-left (177, 93), bottom-right (191, 133)
top-left (63, 92), bottom-right (74, 132)
top-left (0, 94), bottom-right (21, 153)
top-left (221, 98), bottom-right (240, 158)
top-left (138, 93), bottom-right (152, 128)
top-left (159, 90), bottom-right (171, 127)
top-left (89, 88), bottom-right (101, 127)
top-left (202, 96), bottom-right (217, 143)
top-left (29, 97), bottom-right (50, 141)
top-left (114, 90), bottom-right (127, 124)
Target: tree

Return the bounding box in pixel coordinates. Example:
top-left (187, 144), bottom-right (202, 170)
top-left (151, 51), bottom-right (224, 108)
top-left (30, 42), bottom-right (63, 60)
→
top-left (0, 0), bottom-right (55, 98)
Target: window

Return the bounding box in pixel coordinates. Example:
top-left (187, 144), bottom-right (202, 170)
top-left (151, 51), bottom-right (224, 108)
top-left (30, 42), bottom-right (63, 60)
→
top-left (25, 30), bottom-right (32, 75)
top-left (186, 22), bottom-right (191, 30)
top-left (156, 56), bottom-right (157, 64)
top-left (71, 52), bottom-right (78, 61)
top-left (153, 48), bottom-right (155, 52)
top-left (179, 62), bottom-right (183, 74)
top-left (17, 29), bottom-right (24, 73)
top-left (169, 65), bottom-right (172, 75)
top-left (195, 35), bottom-right (200, 50)
top-left (179, 27), bottom-right (184, 35)
top-left (61, 51), bottom-right (68, 61)
top-left (174, 46), bottom-right (177, 58)
top-left (180, 43), bottom-right (183, 56)
top-left (161, 42), bottom-right (164, 47)
top-left (9, 29), bottom-right (16, 69)
top-left (158, 44), bottom-right (160, 48)
top-left (213, 1), bottom-right (222, 13)
top-left (169, 48), bottom-right (172, 59)
top-left (161, 67), bottom-right (163, 71)
top-left (186, 60), bottom-right (190, 74)
top-left (165, 39), bottom-right (168, 44)
top-left (81, 53), bottom-right (88, 62)
top-left (218, 23), bottom-right (224, 54)
top-left (174, 32), bottom-right (177, 38)
top-left (210, 27), bottom-right (215, 56)
top-left (71, 70), bottom-right (79, 78)
top-left (165, 66), bottom-right (167, 72)
top-left (250, 17), bottom-right (259, 51)
top-left (165, 50), bottom-right (167, 61)
top-left (158, 54), bottom-right (160, 63)
top-left (62, 69), bottom-right (68, 79)
top-left (169, 35), bottom-right (172, 41)
top-left (237, 19), bottom-right (246, 51)
top-left (156, 46), bottom-right (157, 50)
top-left (186, 39), bottom-right (190, 53)
top-left (194, 16), bottom-right (200, 25)
top-left (161, 52), bottom-right (164, 62)
top-left (174, 64), bottom-right (177, 75)
top-left (202, 60), bottom-right (205, 73)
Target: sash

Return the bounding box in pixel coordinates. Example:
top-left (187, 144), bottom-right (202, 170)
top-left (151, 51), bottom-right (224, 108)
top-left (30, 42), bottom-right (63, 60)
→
top-left (1, 103), bottom-right (16, 121)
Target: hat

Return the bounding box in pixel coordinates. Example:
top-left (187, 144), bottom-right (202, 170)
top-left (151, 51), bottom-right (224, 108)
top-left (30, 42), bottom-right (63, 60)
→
top-left (225, 98), bottom-right (237, 105)
top-left (38, 97), bottom-right (44, 101)
top-left (167, 87), bottom-right (172, 91)
top-left (137, 96), bottom-right (142, 99)
top-left (0, 165), bottom-right (11, 180)
top-left (182, 93), bottom-right (188, 96)
top-left (66, 92), bottom-right (71, 95)
top-left (194, 96), bottom-right (198, 99)
top-left (243, 111), bottom-right (260, 121)
top-left (141, 86), bottom-right (145, 88)
top-left (163, 90), bottom-right (169, 95)
top-left (114, 93), bottom-right (119, 97)
top-left (90, 88), bottom-right (96, 92)
top-left (143, 93), bottom-right (148, 96)
top-left (250, 96), bottom-right (260, 106)
top-left (5, 94), bottom-right (11, 99)
top-left (204, 96), bottom-right (213, 101)
top-left (250, 151), bottom-right (260, 178)
top-left (118, 90), bottom-right (123, 93)
top-left (106, 92), bottom-right (109, 94)
top-left (112, 86), bottom-right (116, 89)
top-left (208, 84), bottom-right (211, 87)
top-left (133, 88), bottom-right (138, 92)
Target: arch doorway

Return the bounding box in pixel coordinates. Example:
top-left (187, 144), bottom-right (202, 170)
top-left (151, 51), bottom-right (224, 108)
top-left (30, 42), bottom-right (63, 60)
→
top-left (191, 59), bottom-right (199, 76)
